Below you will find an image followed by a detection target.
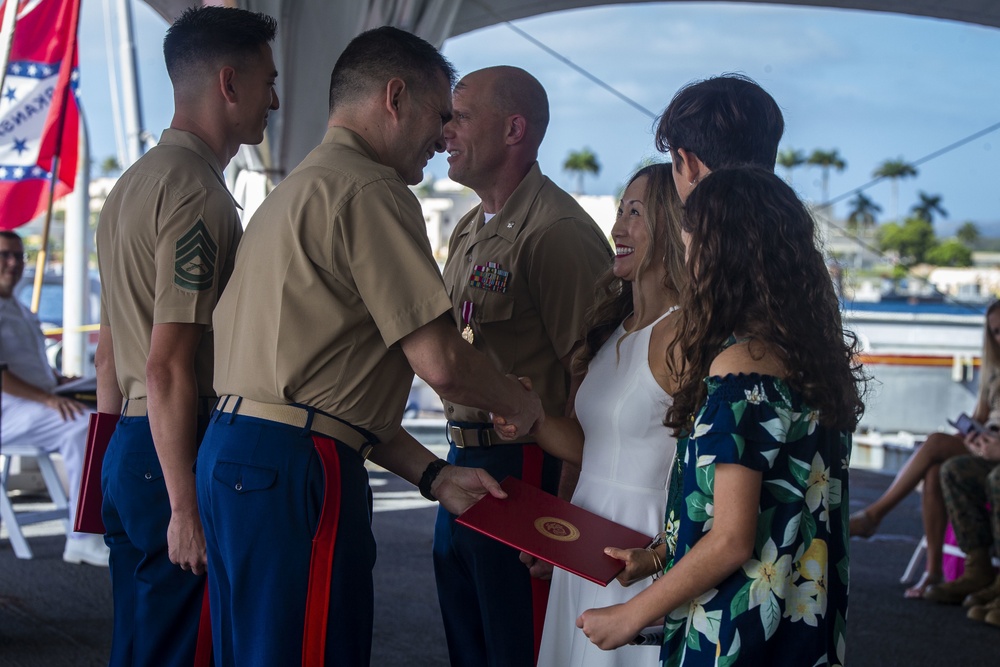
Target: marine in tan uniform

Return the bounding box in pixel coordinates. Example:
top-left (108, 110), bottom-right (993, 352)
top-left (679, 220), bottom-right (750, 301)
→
top-left (434, 66), bottom-right (613, 667)
top-left (196, 28), bottom-right (542, 667)
top-left (94, 8), bottom-right (278, 667)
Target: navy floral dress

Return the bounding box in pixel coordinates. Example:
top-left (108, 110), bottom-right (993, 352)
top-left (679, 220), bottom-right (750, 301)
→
top-left (660, 373), bottom-right (851, 667)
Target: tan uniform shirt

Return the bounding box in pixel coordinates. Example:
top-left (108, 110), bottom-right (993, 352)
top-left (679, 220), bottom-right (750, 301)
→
top-left (212, 127), bottom-right (451, 442)
top-left (441, 162), bottom-right (612, 422)
top-left (97, 129), bottom-right (242, 400)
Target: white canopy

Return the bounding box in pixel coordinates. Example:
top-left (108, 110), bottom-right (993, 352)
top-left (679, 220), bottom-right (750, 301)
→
top-left (140, 0), bottom-right (1000, 191)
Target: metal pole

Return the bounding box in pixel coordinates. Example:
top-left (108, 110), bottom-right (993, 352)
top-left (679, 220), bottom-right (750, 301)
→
top-left (116, 0), bottom-right (145, 166)
top-left (30, 154), bottom-right (59, 314)
top-left (0, 0), bottom-right (20, 95)
top-left (63, 107), bottom-right (90, 377)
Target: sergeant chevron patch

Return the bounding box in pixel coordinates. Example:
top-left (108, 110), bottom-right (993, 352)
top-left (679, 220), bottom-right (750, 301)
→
top-left (174, 219), bottom-right (218, 291)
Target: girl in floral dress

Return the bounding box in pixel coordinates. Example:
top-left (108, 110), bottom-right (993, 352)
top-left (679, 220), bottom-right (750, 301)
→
top-left (576, 167), bottom-right (867, 666)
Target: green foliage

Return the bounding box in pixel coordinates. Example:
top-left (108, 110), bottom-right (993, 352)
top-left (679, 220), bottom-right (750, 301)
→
top-left (877, 217), bottom-right (935, 266)
top-left (806, 149), bottom-right (847, 204)
top-left (957, 221), bottom-right (981, 246)
top-left (925, 239), bottom-right (973, 267)
top-left (891, 264), bottom-right (909, 281)
top-left (846, 192), bottom-right (881, 230)
top-left (563, 148), bottom-right (601, 194)
top-left (873, 158), bottom-right (918, 180)
top-left (873, 158), bottom-right (918, 221)
top-left (911, 191), bottom-right (948, 224)
top-left (777, 148), bottom-right (806, 185)
top-left (99, 156), bottom-right (121, 177)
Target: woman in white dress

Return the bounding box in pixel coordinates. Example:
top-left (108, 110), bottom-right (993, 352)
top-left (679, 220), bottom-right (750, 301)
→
top-left (518, 163), bottom-right (686, 667)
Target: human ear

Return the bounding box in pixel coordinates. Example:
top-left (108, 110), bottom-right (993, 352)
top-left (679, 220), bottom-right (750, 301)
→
top-left (506, 115), bottom-right (526, 144)
top-left (385, 78), bottom-right (406, 120)
top-left (220, 67), bottom-right (238, 104)
top-left (674, 148), bottom-right (707, 187)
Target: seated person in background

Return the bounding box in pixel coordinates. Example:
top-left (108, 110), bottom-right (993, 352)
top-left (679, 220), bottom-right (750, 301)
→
top-left (851, 299), bottom-right (1000, 597)
top-left (0, 230), bottom-right (107, 566)
top-left (923, 417), bottom-right (1000, 619)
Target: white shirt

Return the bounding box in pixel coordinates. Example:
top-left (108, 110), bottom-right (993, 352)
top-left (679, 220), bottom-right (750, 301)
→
top-left (0, 296), bottom-right (57, 394)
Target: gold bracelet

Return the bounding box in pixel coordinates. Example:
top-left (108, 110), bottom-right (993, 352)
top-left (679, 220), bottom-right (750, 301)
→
top-left (647, 546), bottom-right (664, 580)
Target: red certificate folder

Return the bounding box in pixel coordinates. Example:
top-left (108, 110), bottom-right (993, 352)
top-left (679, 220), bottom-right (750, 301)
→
top-left (456, 476), bottom-right (652, 586)
top-left (74, 412), bottom-right (118, 534)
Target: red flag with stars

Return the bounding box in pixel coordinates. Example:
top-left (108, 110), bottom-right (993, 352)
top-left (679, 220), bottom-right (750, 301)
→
top-left (0, 0), bottom-right (82, 230)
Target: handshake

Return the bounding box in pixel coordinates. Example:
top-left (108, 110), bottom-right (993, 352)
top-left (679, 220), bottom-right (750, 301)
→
top-left (492, 376), bottom-right (542, 440)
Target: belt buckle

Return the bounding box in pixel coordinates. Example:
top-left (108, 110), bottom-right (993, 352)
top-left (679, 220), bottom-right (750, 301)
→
top-left (448, 424), bottom-right (467, 448)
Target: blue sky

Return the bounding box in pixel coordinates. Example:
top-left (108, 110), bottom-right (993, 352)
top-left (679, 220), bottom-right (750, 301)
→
top-left (78, 2), bottom-right (1000, 230)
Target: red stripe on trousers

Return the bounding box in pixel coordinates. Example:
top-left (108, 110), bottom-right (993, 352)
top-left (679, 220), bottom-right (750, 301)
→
top-left (301, 436), bottom-right (342, 666)
top-left (193, 584), bottom-right (212, 667)
top-left (521, 445), bottom-right (548, 666)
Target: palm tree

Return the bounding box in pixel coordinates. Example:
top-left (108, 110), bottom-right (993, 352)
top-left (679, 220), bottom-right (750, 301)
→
top-left (846, 192), bottom-right (882, 231)
top-left (99, 156), bottom-right (121, 177)
top-left (806, 149), bottom-right (847, 207)
top-left (957, 221), bottom-right (980, 247)
top-left (563, 148), bottom-right (601, 195)
top-left (911, 191), bottom-right (948, 224)
top-left (777, 148), bottom-right (806, 186)
top-left (873, 158), bottom-right (918, 222)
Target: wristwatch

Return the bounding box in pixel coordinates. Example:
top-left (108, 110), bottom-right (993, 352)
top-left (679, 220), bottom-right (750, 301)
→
top-left (418, 458), bottom-right (450, 501)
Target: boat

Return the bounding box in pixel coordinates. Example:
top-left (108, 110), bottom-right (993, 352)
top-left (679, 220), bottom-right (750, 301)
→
top-left (844, 298), bottom-right (987, 470)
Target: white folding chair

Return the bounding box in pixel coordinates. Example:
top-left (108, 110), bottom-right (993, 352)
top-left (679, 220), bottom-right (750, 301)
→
top-left (1, 443), bottom-right (72, 559)
top-left (0, 443), bottom-right (72, 559)
top-left (0, 361), bottom-right (72, 559)
top-left (900, 535), bottom-right (968, 584)
top-left (902, 534), bottom-right (1000, 584)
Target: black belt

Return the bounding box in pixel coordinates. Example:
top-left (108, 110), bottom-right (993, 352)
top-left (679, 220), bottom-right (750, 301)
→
top-left (447, 421), bottom-right (535, 448)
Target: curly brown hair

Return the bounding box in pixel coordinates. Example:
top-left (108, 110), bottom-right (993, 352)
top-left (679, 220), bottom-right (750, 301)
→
top-left (573, 163), bottom-right (685, 374)
top-left (665, 167), bottom-right (866, 432)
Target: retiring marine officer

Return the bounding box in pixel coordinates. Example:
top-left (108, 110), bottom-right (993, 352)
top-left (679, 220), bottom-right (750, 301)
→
top-left (434, 66), bottom-right (613, 666)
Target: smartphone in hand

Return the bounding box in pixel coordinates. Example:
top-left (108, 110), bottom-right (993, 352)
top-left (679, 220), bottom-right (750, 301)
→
top-left (948, 413), bottom-right (986, 436)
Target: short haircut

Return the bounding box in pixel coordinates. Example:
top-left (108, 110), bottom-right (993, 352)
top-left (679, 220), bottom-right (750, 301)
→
top-left (655, 73), bottom-right (784, 171)
top-left (467, 66), bottom-right (549, 144)
top-left (0, 231), bottom-right (22, 243)
top-left (328, 26), bottom-right (456, 114)
top-left (163, 7), bottom-right (277, 84)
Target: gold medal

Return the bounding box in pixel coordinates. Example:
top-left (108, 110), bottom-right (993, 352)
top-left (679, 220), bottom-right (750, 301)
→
top-left (461, 300), bottom-right (475, 343)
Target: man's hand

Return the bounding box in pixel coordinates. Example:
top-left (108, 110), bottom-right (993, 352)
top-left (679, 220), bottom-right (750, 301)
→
top-left (577, 603), bottom-right (646, 651)
top-left (605, 546), bottom-right (661, 587)
top-left (166, 507), bottom-right (207, 576)
top-left (43, 394), bottom-right (88, 421)
top-left (432, 465), bottom-right (507, 516)
top-left (493, 376), bottom-right (542, 439)
top-left (518, 551), bottom-right (554, 580)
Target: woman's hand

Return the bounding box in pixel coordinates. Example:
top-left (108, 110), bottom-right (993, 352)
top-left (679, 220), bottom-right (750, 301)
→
top-left (492, 376), bottom-right (542, 439)
top-left (968, 431), bottom-right (1000, 461)
top-left (605, 546), bottom-right (661, 587)
top-left (576, 603), bottom-right (646, 650)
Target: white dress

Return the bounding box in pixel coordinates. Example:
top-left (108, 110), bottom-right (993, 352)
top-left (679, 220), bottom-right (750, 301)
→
top-left (537, 308), bottom-right (678, 667)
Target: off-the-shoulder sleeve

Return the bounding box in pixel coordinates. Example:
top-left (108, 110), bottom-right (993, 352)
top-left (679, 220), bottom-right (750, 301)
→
top-left (690, 374), bottom-right (811, 472)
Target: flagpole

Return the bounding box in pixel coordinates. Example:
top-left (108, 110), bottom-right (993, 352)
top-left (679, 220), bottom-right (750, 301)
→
top-left (30, 0), bottom-right (82, 313)
top-left (0, 0), bottom-right (21, 95)
top-left (30, 155), bottom-right (59, 312)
